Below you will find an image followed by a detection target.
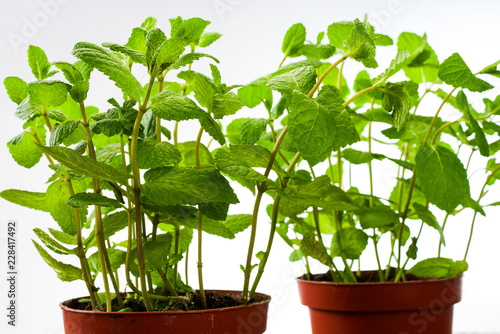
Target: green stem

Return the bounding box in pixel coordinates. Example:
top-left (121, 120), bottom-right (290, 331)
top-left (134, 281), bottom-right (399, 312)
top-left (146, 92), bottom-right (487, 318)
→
top-left (464, 165), bottom-right (500, 260)
top-left (194, 126), bottom-right (207, 309)
top-left (130, 76), bottom-right (156, 311)
top-left (173, 222), bottom-right (180, 289)
top-left (308, 53), bottom-right (351, 98)
top-left (437, 213), bottom-right (450, 257)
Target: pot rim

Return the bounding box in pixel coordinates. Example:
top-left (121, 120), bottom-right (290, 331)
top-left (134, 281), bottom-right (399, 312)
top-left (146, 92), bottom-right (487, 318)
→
top-left (60, 289), bottom-right (271, 316)
top-left (296, 273), bottom-right (463, 287)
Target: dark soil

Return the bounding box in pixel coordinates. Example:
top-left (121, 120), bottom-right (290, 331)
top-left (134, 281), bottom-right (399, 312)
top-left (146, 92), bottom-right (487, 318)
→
top-left (71, 291), bottom-right (266, 312)
top-left (301, 268), bottom-right (423, 283)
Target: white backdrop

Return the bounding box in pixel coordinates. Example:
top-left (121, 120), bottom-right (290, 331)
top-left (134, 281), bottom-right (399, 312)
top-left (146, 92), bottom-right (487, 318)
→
top-left (0, 0), bottom-right (499, 333)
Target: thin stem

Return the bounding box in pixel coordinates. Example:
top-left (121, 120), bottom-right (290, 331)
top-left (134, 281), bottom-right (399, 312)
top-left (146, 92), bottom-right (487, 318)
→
top-left (173, 222), bottom-right (180, 289)
top-left (194, 126), bottom-right (206, 309)
top-left (437, 213), bottom-right (450, 257)
top-left (308, 53), bottom-right (351, 98)
top-left (337, 60), bottom-right (345, 91)
top-left (156, 78), bottom-right (164, 142)
top-left (464, 165), bottom-right (500, 260)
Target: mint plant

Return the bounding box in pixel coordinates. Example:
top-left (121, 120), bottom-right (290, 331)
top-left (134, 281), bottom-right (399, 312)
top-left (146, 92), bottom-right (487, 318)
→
top-left (2, 17), bottom-right (252, 312)
top-left (222, 18), bottom-right (500, 294)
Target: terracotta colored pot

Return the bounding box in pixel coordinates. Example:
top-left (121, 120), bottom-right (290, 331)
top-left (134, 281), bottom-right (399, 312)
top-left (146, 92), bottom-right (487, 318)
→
top-left (297, 273), bottom-right (462, 334)
top-left (60, 290), bottom-right (271, 334)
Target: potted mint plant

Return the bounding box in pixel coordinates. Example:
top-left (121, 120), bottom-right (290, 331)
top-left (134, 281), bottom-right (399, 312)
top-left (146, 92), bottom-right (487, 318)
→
top-left (2, 16), bottom-right (271, 334)
top-left (227, 19), bottom-right (500, 334)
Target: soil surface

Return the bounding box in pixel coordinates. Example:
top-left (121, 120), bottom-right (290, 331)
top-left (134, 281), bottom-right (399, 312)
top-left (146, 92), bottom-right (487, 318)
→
top-left (72, 291), bottom-right (266, 312)
top-left (301, 269), bottom-right (424, 283)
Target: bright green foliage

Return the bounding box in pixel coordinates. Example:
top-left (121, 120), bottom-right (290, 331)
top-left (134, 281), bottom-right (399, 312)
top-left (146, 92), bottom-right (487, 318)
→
top-left (49, 228), bottom-right (78, 245)
top-left (331, 228), bottom-right (368, 259)
top-left (438, 53), bottom-right (493, 92)
top-left (28, 80), bottom-right (68, 109)
top-left (358, 205), bottom-right (399, 229)
top-left (214, 148), bottom-right (271, 184)
top-left (170, 17), bottom-right (210, 43)
top-left (0, 189), bottom-right (48, 212)
top-left (397, 32), bottom-right (439, 84)
top-left (89, 248), bottom-right (126, 273)
top-left (415, 143), bottom-right (470, 212)
top-left (267, 66), bottom-right (317, 95)
top-left (67, 193), bottom-right (123, 208)
top-left (4, 77), bottom-right (28, 104)
top-left (238, 83), bottom-right (273, 110)
top-left (408, 258), bottom-right (468, 278)
top-left (92, 99), bottom-right (138, 137)
top-left (199, 32), bottom-right (222, 47)
top-left (299, 233), bottom-right (331, 267)
top-left (53, 62), bottom-right (84, 84)
top-left (125, 28), bottom-right (148, 54)
top-left (137, 138), bottom-right (182, 169)
top-left (240, 118), bottom-right (268, 145)
top-left (342, 148), bottom-right (384, 164)
top-left (288, 87), bottom-right (359, 164)
top-left (27, 45), bottom-right (54, 80)
top-left (327, 21), bottom-right (353, 52)
top-left (38, 145), bottom-right (130, 185)
top-left (479, 59), bottom-right (500, 78)
top-left (223, 214), bottom-right (253, 234)
top-left (46, 180), bottom-right (87, 236)
top-left (8, 130), bottom-right (44, 168)
top-left (346, 19), bottom-right (376, 67)
top-left (168, 53), bottom-right (219, 71)
top-left (34, 228), bottom-right (74, 255)
top-left (456, 91), bottom-right (489, 156)
top-left (102, 42), bottom-right (147, 65)
top-left (177, 141), bottom-right (213, 167)
top-left (412, 203), bottom-right (445, 244)
top-left (381, 81), bottom-right (419, 130)
top-left (72, 42), bottom-right (144, 102)
top-left (49, 119), bottom-right (81, 147)
top-left (282, 23), bottom-right (306, 58)
top-left (32, 241), bottom-right (82, 281)
top-left (142, 166), bottom-right (238, 207)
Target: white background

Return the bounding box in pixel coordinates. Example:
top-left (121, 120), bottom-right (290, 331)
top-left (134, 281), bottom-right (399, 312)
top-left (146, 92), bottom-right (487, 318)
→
top-left (1, 0), bottom-right (499, 333)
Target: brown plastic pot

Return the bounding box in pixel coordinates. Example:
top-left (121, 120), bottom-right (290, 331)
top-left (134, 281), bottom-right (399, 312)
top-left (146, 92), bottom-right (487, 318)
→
top-left (297, 273), bottom-right (462, 334)
top-left (60, 290), bottom-right (271, 334)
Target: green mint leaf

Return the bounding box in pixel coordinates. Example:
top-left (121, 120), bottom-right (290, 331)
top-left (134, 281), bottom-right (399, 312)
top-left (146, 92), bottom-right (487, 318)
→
top-left (169, 17), bottom-right (210, 44)
top-left (141, 17), bottom-right (157, 31)
top-left (438, 53), bottom-right (493, 92)
top-left (37, 145), bottom-right (130, 185)
top-left (49, 119), bottom-right (81, 147)
top-left (49, 228), bottom-right (78, 245)
top-left (331, 228), bottom-right (368, 259)
top-left (125, 27), bottom-right (148, 54)
top-left (397, 33), bottom-right (439, 84)
top-left (346, 19), bottom-right (376, 64)
top-left (32, 241), bottom-right (82, 281)
top-left (95, 143), bottom-right (121, 163)
top-left (8, 130), bottom-right (44, 168)
top-left (34, 228), bottom-right (74, 255)
top-left (358, 205), bottom-right (399, 229)
top-left (300, 233), bottom-right (331, 267)
top-left (102, 42), bottom-right (147, 66)
top-left (479, 59), bottom-right (500, 78)
top-left (151, 37), bottom-right (188, 75)
top-left (318, 63), bottom-right (350, 99)
top-left (0, 189), bottom-right (48, 212)
top-left (198, 32), bottom-right (222, 47)
top-left (142, 166), bottom-right (238, 206)
top-left (381, 81), bottom-right (419, 130)
top-left (177, 141), bottom-right (214, 167)
top-left (53, 62), bottom-right (83, 85)
top-left (85, 210), bottom-right (131, 249)
top-left (150, 88), bottom-right (205, 121)
top-left (327, 21), bottom-right (353, 52)
top-left (406, 237), bottom-right (418, 260)
top-left (214, 148), bottom-right (272, 184)
top-left (412, 203), bottom-right (445, 245)
top-left (72, 42), bottom-right (143, 102)
top-left (251, 60), bottom-right (322, 86)
top-left (199, 202), bottom-right (229, 221)
top-left (282, 23), bottom-right (306, 57)
top-left (199, 113), bottom-right (226, 145)
top-left (69, 80), bottom-right (89, 104)
top-left (129, 239), bottom-right (172, 276)
top-left (183, 216), bottom-right (235, 239)
top-left (89, 248), bottom-right (125, 273)
top-left (301, 43), bottom-right (336, 61)
top-left (27, 45), bottom-right (53, 80)
top-left (415, 143), bottom-right (470, 212)
top-left (289, 249), bottom-right (304, 262)
top-left (223, 214), bottom-right (252, 234)
top-left (303, 210), bottom-right (335, 234)
top-left (145, 28), bottom-right (167, 66)
top-left (67, 193), bottom-right (123, 208)
top-left (168, 52), bottom-right (219, 71)
top-left (28, 80), bottom-right (68, 109)
top-left (240, 118), bottom-right (268, 145)
top-left (4, 76), bottom-right (28, 104)
top-left (92, 100), bottom-right (138, 137)
top-left (229, 144), bottom-right (283, 174)
top-left (267, 66), bottom-right (317, 95)
top-left (238, 83), bottom-right (273, 109)
top-left (408, 257), bottom-right (468, 278)
top-left (46, 179), bottom-right (87, 236)
top-left (137, 138), bottom-right (182, 169)
top-left (342, 148), bottom-right (384, 164)
top-left (288, 87), bottom-right (359, 164)
top-left (47, 109), bottom-right (68, 122)
top-left (456, 91), bottom-right (489, 156)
